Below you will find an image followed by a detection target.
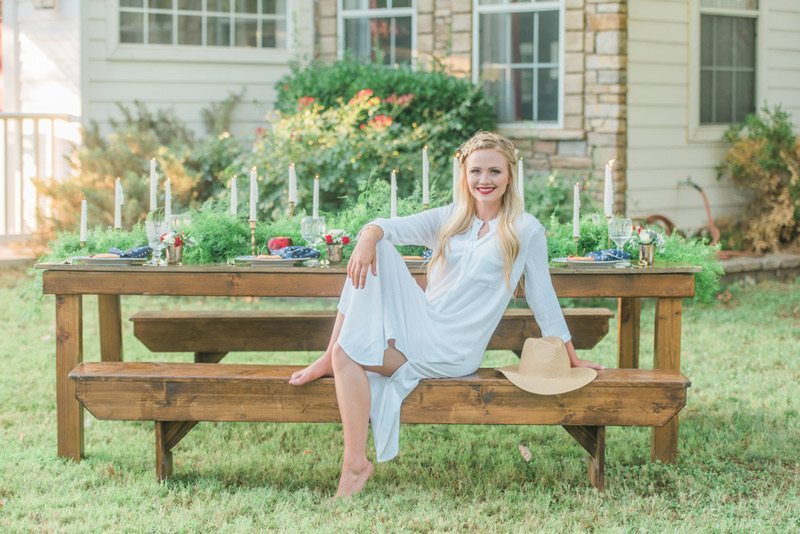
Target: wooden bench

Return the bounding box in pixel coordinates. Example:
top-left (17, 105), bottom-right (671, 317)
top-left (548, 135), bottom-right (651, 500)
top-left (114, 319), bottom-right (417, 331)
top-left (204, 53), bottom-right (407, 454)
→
top-left (130, 308), bottom-right (615, 360)
top-left (69, 362), bottom-right (690, 490)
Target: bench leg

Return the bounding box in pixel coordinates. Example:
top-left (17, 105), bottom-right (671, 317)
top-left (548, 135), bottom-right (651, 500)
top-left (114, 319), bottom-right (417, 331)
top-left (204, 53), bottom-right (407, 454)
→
top-left (155, 353), bottom-right (227, 480)
top-left (155, 421), bottom-right (198, 481)
top-left (563, 425), bottom-right (605, 490)
top-left (155, 422), bottom-right (173, 481)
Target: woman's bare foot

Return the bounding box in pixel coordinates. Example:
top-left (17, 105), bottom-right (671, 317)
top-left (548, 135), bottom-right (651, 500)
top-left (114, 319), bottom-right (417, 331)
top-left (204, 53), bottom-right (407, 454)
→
top-left (571, 358), bottom-right (605, 370)
top-left (335, 459), bottom-right (374, 498)
top-left (289, 352), bottom-right (333, 385)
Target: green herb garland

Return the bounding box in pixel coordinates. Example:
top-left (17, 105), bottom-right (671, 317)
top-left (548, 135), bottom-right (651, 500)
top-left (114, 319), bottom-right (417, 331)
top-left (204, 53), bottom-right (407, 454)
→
top-left (41, 190), bottom-right (722, 303)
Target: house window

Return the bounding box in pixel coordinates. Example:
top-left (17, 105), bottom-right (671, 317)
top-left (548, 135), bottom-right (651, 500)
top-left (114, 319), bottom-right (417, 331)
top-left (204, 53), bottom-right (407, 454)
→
top-left (700, 0), bottom-right (758, 124)
top-left (339, 0), bottom-right (415, 65)
top-left (119, 0), bottom-right (287, 48)
top-left (475, 0), bottom-right (562, 125)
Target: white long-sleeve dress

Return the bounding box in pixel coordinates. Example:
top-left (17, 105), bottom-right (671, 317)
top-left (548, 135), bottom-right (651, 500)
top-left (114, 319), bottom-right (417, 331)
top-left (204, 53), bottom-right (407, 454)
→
top-left (335, 204), bottom-right (571, 462)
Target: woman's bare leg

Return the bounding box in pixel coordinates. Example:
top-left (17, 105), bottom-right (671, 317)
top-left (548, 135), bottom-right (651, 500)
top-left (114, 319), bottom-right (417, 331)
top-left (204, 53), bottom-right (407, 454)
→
top-left (289, 311), bottom-right (345, 385)
top-left (332, 340), bottom-right (407, 498)
top-left (331, 342), bottom-right (374, 497)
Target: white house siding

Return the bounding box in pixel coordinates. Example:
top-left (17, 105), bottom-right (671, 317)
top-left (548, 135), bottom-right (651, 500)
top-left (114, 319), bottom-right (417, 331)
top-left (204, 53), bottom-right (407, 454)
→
top-left (764, 0), bottom-right (800, 120)
top-left (626, 0), bottom-right (800, 233)
top-left (3, 0), bottom-right (81, 115)
top-left (1, 1), bottom-right (81, 236)
top-left (81, 0), bottom-right (315, 138)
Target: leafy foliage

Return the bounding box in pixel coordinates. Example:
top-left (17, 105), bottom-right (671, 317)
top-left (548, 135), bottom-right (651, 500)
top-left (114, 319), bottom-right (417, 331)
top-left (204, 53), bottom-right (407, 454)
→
top-left (43, 177), bottom-right (722, 302)
top-left (33, 99), bottom-right (244, 246)
top-left (721, 105), bottom-right (800, 251)
top-left (236, 85), bottom-right (480, 219)
top-left (275, 57), bottom-right (496, 137)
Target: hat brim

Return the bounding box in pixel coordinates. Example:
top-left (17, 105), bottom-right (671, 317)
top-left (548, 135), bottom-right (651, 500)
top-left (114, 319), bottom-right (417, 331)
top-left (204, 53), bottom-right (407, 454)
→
top-left (497, 365), bottom-right (597, 395)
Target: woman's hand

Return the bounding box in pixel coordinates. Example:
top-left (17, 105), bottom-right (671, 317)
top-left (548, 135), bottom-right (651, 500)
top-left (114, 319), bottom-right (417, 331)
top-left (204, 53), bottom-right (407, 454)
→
top-left (347, 226), bottom-right (381, 289)
top-left (565, 339), bottom-right (605, 370)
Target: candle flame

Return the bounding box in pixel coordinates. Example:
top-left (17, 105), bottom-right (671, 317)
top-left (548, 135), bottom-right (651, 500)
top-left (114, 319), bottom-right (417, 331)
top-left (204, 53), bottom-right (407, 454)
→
top-left (608, 159), bottom-right (616, 167)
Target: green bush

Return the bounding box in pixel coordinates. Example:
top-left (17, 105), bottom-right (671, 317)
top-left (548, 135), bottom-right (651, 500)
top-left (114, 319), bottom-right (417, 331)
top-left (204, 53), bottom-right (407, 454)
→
top-left (275, 57), bottom-right (496, 138)
top-left (235, 84), bottom-right (479, 218)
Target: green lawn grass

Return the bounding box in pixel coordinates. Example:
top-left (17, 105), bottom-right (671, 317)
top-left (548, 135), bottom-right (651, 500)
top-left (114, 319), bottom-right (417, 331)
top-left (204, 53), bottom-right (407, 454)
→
top-left (0, 266), bottom-right (798, 532)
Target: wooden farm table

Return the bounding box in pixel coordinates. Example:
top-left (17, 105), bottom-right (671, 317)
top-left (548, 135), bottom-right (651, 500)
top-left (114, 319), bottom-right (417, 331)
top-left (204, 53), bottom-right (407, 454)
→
top-left (38, 263), bottom-right (698, 466)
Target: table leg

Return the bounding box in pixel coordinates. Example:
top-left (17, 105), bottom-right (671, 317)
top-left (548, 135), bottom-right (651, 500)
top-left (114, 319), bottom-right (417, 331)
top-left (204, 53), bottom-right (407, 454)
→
top-left (617, 297), bottom-right (640, 368)
top-left (652, 297), bottom-right (682, 463)
top-left (98, 295), bottom-right (123, 362)
top-left (56, 294), bottom-right (83, 460)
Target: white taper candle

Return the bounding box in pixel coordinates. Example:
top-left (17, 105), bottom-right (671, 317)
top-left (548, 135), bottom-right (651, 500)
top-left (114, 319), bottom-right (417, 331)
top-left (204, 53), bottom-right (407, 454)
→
top-left (164, 179), bottom-right (172, 223)
top-left (80, 198), bottom-right (88, 242)
top-left (604, 159), bottom-right (615, 218)
top-left (249, 167), bottom-right (257, 221)
top-left (517, 156), bottom-right (525, 212)
top-left (114, 178), bottom-right (122, 229)
top-left (149, 158), bottom-right (157, 212)
top-left (313, 175), bottom-right (320, 218)
top-left (422, 146), bottom-right (430, 206)
top-left (573, 182), bottom-right (581, 239)
top-left (452, 152), bottom-right (460, 204)
top-left (288, 163), bottom-right (297, 204)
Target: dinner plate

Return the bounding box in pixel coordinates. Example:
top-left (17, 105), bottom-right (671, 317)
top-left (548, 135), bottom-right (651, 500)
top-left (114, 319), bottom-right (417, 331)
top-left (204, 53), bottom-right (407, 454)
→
top-left (235, 255), bottom-right (305, 266)
top-left (72, 256), bottom-right (147, 266)
top-left (551, 257), bottom-right (629, 268)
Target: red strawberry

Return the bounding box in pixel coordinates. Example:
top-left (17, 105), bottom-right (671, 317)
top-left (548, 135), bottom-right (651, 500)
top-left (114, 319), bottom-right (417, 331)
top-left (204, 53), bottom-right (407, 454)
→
top-left (342, 236), bottom-right (350, 245)
top-left (325, 235), bottom-right (333, 245)
top-left (268, 236), bottom-right (293, 251)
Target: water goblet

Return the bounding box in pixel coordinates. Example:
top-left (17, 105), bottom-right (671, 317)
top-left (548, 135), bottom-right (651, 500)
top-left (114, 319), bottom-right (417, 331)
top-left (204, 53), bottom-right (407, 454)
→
top-left (312, 216), bottom-right (326, 245)
top-left (300, 216), bottom-right (316, 245)
top-left (145, 219), bottom-right (169, 266)
top-left (608, 217), bottom-right (633, 252)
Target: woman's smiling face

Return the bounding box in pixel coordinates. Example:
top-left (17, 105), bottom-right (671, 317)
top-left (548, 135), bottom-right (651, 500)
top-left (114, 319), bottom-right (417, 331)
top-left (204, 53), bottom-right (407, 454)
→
top-left (466, 148), bottom-right (510, 210)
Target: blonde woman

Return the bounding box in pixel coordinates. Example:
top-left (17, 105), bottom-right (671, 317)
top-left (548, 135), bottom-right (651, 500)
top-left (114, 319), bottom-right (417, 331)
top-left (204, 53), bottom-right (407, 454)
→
top-left (289, 131), bottom-right (602, 497)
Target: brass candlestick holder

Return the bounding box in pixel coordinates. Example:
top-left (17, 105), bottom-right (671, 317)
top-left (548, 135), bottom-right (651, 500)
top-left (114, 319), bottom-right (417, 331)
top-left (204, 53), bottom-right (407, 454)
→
top-left (249, 219), bottom-right (257, 256)
top-left (422, 203), bottom-right (429, 210)
top-left (289, 202), bottom-right (296, 218)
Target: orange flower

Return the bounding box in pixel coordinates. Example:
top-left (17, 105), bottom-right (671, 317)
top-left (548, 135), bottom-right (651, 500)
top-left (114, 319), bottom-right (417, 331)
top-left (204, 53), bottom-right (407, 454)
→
top-left (355, 89), bottom-right (373, 99)
top-left (297, 96), bottom-right (315, 109)
top-left (368, 114), bottom-right (393, 129)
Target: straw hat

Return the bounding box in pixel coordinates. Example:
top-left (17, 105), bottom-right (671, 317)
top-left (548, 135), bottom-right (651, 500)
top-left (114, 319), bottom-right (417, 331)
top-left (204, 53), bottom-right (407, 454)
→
top-left (498, 337), bottom-right (597, 395)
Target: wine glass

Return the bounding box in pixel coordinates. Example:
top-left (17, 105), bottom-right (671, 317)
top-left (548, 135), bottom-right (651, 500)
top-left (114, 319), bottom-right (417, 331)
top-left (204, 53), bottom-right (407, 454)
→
top-left (145, 219), bottom-right (169, 266)
top-left (608, 217), bottom-right (633, 253)
top-left (300, 216), bottom-right (327, 247)
top-left (300, 216), bottom-right (316, 245)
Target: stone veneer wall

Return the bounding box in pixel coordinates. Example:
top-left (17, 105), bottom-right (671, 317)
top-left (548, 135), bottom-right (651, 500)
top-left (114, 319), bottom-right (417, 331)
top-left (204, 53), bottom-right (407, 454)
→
top-left (314, 0), bottom-right (628, 213)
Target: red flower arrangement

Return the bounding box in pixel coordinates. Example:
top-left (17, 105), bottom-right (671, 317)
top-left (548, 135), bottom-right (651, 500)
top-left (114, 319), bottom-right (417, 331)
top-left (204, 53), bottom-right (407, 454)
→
top-left (324, 229), bottom-right (350, 245)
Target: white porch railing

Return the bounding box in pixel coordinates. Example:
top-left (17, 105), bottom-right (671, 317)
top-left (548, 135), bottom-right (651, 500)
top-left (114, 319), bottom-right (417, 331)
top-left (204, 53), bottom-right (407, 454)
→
top-left (0, 112), bottom-right (81, 241)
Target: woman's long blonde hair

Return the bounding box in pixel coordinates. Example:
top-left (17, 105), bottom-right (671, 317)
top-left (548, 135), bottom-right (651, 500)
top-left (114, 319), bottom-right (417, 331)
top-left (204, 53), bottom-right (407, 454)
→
top-left (428, 131), bottom-right (523, 286)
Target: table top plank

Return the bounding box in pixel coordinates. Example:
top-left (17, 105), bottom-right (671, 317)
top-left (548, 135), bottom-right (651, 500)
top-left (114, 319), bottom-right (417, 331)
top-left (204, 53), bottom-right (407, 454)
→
top-left (38, 264), bottom-right (698, 298)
